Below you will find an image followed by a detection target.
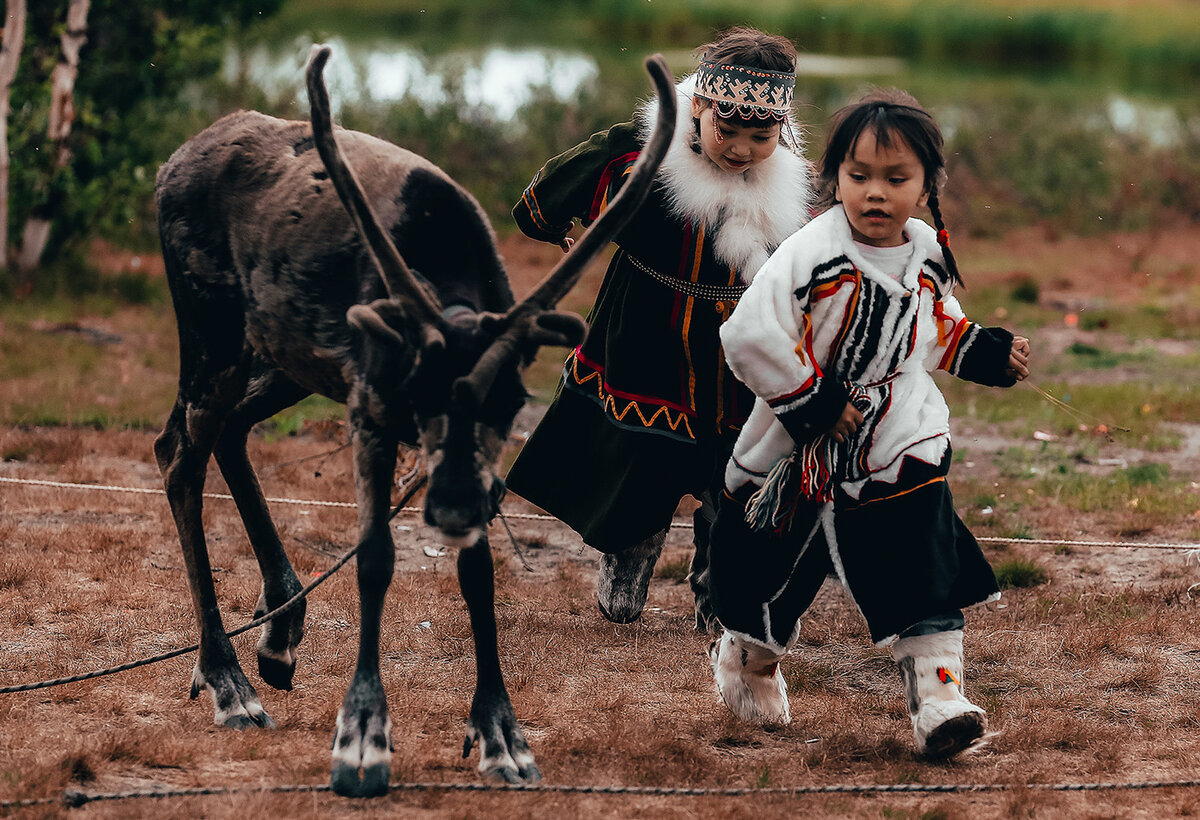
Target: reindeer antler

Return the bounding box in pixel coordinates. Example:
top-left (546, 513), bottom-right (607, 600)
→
top-left (306, 45), bottom-right (445, 336)
top-left (457, 53), bottom-right (677, 406)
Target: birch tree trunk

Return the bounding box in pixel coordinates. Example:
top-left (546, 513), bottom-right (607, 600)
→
top-left (16, 0), bottom-right (88, 273)
top-left (0, 0), bottom-right (26, 272)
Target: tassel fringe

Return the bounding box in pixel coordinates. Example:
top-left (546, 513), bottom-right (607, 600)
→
top-left (744, 383), bottom-right (872, 534)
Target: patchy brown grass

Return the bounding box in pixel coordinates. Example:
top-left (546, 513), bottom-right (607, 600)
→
top-left (0, 229), bottom-right (1198, 817)
top-left (2, 424), bottom-right (1200, 819)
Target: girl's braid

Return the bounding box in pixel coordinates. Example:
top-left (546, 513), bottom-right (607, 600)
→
top-left (926, 186), bottom-right (964, 288)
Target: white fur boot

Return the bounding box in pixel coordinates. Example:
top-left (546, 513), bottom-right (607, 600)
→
top-left (708, 631), bottom-right (790, 726)
top-left (892, 630), bottom-right (986, 758)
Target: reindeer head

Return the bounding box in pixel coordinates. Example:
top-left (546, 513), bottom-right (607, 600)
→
top-left (307, 45), bottom-right (676, 543)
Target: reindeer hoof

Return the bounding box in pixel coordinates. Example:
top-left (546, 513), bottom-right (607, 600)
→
top-left (331, 761), bottom-right (390, 798)
top-left (194, 662), bottom-right (276, 730)
top-left (223, 710), bottom-right (276, 730)
top-left (257, 651), bottom-right (296, 691)
top-left (254, 587), bottom-right (305, 691)
top-left (331, 701), bottom-right (392, 798)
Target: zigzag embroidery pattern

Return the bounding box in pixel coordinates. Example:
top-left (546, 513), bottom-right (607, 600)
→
top-left (568, 356), bottom-right (696, 440)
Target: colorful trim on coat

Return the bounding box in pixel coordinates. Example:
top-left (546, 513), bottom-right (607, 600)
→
top-left (564, 347), bottom-right (698, 441)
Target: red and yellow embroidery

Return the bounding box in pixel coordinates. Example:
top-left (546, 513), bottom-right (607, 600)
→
top-left (568, 351), bottom-right (697, 440)
top-left (937, 667), bottom-right (961, 687)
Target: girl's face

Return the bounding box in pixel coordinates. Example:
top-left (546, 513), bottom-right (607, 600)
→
top-left (835, 127), bottom-right (929, 247)
top-left (692, 98), bottom-right (781, 175)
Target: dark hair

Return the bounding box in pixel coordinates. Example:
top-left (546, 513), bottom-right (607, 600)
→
top-left (693, 27), bottom-right (797, 130)
top-left (818, 88), bottom-right (962, 287)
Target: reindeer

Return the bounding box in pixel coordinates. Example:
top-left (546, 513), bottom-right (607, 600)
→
top-left (152, 45), bottom-right (675, 796)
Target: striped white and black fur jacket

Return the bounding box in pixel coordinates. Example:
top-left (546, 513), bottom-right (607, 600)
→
top-left (721, 205), bottom-right (1017, 501)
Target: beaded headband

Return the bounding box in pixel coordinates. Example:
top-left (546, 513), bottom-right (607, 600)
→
top-left (694, 59), bottom-right (796, 121)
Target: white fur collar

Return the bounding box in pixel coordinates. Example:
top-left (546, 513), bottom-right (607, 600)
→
top-left (636, 74), bottom-right (814, 283)
top-left (824, 205), bottom-right (945, 295)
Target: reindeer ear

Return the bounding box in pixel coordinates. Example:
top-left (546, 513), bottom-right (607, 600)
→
top-left (530, 311), bottom-right (586, 348)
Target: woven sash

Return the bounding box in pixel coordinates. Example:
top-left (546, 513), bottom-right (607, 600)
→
top-left (626, 253), bottom-right (747, 302)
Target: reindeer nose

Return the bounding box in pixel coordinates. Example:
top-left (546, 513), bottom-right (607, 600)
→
top-left (424, 475), bottom-right (485, 533)
top-left (424, 502), bottom-right (477, 534)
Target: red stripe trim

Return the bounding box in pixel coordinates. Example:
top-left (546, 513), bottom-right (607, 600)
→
top-left (572, 348), bottom-right (698, 417)
top-left (937, 318), bottom-right (972, 370)
top-left (766, 374), bottom-right (817, 407)
top-left (588, 151), bottom-right (640, 222)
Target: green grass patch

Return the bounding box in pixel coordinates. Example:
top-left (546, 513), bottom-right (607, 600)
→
top-left (993, 556), bottom-right (1050, 589)
top-left (0, 299), bottom-right (179, 429)
top-left (942, 379), bottom-right (1200, 441)
top-left (259, 395), bottom-right (345, 440)
top-left (654, 555), bottom-right (691, 583)
top-left (1036, 466), bottom-right (1197, 520)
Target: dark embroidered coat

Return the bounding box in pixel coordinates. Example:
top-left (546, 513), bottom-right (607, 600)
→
top-left (506, 85), bottom-right (812, 551)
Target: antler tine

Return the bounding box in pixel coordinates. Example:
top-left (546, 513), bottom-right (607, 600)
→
top-left (518, 54), bottom-right (676, 315)
top-left (455, 54), bottom-right (677, 407)
top-left (305, 45), bottom-right (444, 327)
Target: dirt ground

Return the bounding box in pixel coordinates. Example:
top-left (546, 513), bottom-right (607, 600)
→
top-left (1, 228), bottom-right (1199, 818)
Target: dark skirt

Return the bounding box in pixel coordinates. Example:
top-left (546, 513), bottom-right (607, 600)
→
top-left (506, 387), bottom-right (731, 553)
top-left (709, 452), bottom-right (999, 646)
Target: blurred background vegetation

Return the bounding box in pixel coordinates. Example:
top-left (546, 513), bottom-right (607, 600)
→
top-left (4, 0), bottom-right (1200, 298)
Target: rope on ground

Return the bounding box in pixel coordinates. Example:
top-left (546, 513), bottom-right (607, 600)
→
top-left (5, 776), bottom-right (1200, 809)
top-left (2, 474), bottom-right (1198, 552)
top-left (0, 473), bottom-right (427, 696)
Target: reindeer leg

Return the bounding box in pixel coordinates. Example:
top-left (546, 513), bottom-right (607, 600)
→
top-left (214, 366), bottom-right (312, 691)
top-left (330, 412), bottom-right (397, 798)
top-left (458, 534), bottom-right (541, 783)
top-left (156, 397), bottom-right (274, 730)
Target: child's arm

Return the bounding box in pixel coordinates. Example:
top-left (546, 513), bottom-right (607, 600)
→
top-left (720, 235), bottom-right (850, 446)
top-left (511, 122), bottom-right (642, 249)
top-left (932, 294), bottom-right (1027, 388)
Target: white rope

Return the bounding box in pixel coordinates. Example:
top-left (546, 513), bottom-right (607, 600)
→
top-left (2, 474), bottom-right (1198, 552)
top-left (976, 535), bottom-right (1199, 551)
top-left (0, 474), bottom-right (357, 509)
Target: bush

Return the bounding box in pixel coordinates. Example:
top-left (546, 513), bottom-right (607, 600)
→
top-left (993, 556), bottom-right (1050, 589)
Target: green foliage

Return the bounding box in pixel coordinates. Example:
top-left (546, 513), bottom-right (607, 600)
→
top-left (5, 0), bottom-right (285, 278)
top-left (1009, 277), bottom-right (1039, 304)
top-left (654, 555), bottom-right (691, 583)
top-left (1121, 462), bottom-right (1170, 486)
top-left (336, 62), bottom-right (629, 225)
top-left (993, 556), bottom-right (1050, 589)
top-left (259, 395), bottom-right (345, 440)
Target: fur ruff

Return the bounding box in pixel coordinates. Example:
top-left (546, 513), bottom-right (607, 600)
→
top-left (636, 75), bottom-right (813, 282)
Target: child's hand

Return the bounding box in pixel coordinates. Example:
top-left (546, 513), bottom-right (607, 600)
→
top-left (1007, 336), bottom-right (1031, 381)
top-left (829, 401), bottom-right (864, 443)
top-left (559, 236), bottom-right (575, 253)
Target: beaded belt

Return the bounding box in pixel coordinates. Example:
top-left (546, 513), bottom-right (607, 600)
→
top-left (626, 253), bottom-right (747, 301)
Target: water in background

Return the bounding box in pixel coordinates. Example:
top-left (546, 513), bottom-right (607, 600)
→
top-left (222, 6), bottom-right (1199, 235)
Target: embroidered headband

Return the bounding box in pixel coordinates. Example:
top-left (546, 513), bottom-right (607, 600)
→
top-left (694, 59), bottom-right (796, 121)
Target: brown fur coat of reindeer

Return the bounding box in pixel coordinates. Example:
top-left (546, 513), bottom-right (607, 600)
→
top-left (152, 45), bottom-right (675, 796)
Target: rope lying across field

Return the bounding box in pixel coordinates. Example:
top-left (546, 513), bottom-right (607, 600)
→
top-left (0, 471), bottom-right (1197, 694)
top-left (3, 474), bottom-right (1200, 808)
top-left (0, 473), bottom-right (426, 695)
top-left (2, 474), bottom-right (1198, 552)
top-left (3, 776), bottom-right (1200, 809)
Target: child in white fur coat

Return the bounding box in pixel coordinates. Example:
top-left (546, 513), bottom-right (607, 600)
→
top-left (708, 88), bottom-right (1030, 758)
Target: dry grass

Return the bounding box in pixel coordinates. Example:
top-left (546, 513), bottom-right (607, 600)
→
top-left (1, 230), bottom-right (1199, 817)
top-left (2, 425), bottom-right (1200, 819)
